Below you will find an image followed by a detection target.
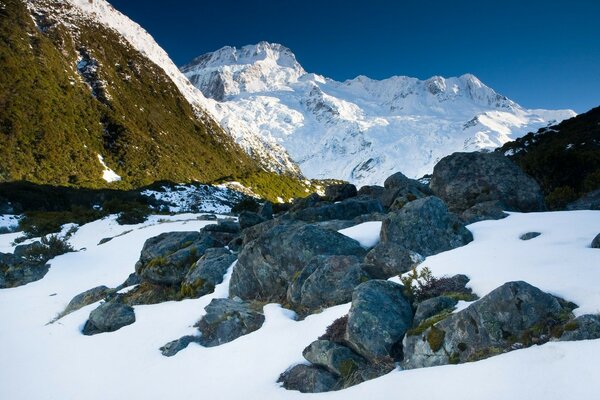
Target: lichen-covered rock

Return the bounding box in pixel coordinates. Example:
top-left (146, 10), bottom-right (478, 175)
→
top-left (591, 233), bottom-right (600, 249)
top-left (379, 171), bottom-right (433, 209)
top-left (413, 296), bottom-right (458, 326)
top-left (402, 281), bottom-right (573, 369)
top-left (229, 222), bottom-right (366, 302)
top-left (0, 252), bottom-right (49, 289)
top-left (278, 364), bottom-right (340, 393)
top-left (560, 314), bottom-right (600, 341)
top-left (363, 242), bottom-right (424, 279)
top-left (82, 301), bottom-right (135, 335)
top-left (380, 196), bottom-right (473, 257)
top-left (181, 248), bottom-right (236, 298)
top-left (430, 152), bottom-right (545, 213)
top-left (302, 340), bottom-right (367, 377)
top-left (287, 255), bottom-right (369, 314)
top-left (324, 183), bottom-right (358, 202)
top-left (135, 231), bottom-right (223, 285)
top-left (290, 197), bottom-right (383, 223)
top-left (61, 285), bottom-right (111, 318)
top-left (460, 200), bottom-right (509, 224)
top-left (195, 298), bottom-right (265, 347)
top-left (344, 280), bottom-right (413, 361)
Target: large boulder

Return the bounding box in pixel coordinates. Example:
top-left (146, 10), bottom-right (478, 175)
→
top-left (402, 281), bottom-right (573, 369)
top-left (363, 242), bottom-right (424, 279)
top-left (413, 295), bottom-right (458, 326)
top-left (460, 200), bottom-right (508, 224)
top-left (195, 298), bottom-right (265, 347)
top-left (57, 285), bottom-right (111, 320)
top-left (560, 314), bottom-right (600, 341)
top-left (82, 301), bottom-right (135, 335)
top-left (135, 231), bottom-right (223, 285)
top-left (287, 255), bottom-right (370, 314)
top-left (278, 364), bottom-right (340, 393)
top-left (344, 280), bottom-right (413, 361)
top-left (324, 183), bottom-right (358, 202)
top-left (181, 248), bottom-right (237, 298)
top-left (290, 197), bottom-right (383, 223)
top-left (302, 340), bottom-right (367, 378)
top-left (0, 252), bottom-right (49, 289)
top-left (229, 222), bottom-right (366, 302)
top-left (591, 233), bottom-right (600, 249)
top-left (430, 152), bottom-right (545, 213)
top-left (566, 189), bottom-right (600, 211)
top-left (380, 171), bottom-right (433, 210)
top-left (238, 211), bottom-right (267, 230)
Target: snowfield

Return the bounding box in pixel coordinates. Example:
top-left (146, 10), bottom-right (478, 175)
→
top-left (0, 210), bottom-right (599, 400)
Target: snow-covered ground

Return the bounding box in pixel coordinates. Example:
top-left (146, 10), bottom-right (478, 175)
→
top-left (0, 210), bottom-right (599, 400)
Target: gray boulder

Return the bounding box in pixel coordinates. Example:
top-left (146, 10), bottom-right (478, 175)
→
top-left (203, 220), bottom-right (241, 234)
top-left (325, 183), bottom-right (358, 202)
top-left (0, 252), bottom-right (49, 289)
top-left (560, 315), bottom-right (600, 341)
top-left (160, 335), bottom-right (201, 357)
top-left (413, 296), bottom-right (458, 326)
top-left (357, 185), bottom-right (385, 198)
top-left (402, 281), bottom-right (572, 369)
top-left (566, 189), bottom-right (600, 211)
top-left (238, 211), bottom-right (267, 230)
top-left (229, 222), bottom-right (366, 302)
top-left (82, 301), bottom-right (135, 335)
top-left (363, 242), bottom-right (424, 279)
top-left (196, 298), bottom-right (265, 347)
top-left (60, 285), bottom-right (111, 318)
top-left (344, 280), bottom-right (413, 361)
top-left (302, 340), bottom-right (367, 378)
top-left (380, 171), bottom-right (433, 210)
top-left (135, 231), bottom-right (223, 285)
top-left (287, 255), bottom-right (370, 314)
top-left (278, 364), bottom-right (340, 393)
top-left (520, 232), bottom-right (541, 241)
top-left (181, 248), bottom-right (237, 298)
top-left (258, 201), bottom-right (274, 220)
top-left (430, 152), bottom-right (545, 213)
top-left (460, 200), bottom-right (509, 224)
top-left (13, 241), bottom-right (44, 258)
top-left (290, 197), bottom-right (383, 223)
top-left (591, 233), bottom-right (600, 249)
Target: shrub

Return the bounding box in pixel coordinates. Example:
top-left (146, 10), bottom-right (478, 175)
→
top-left (22, 235), bottom-right (74, 264)
top-left (319, 315), bottom-right (348, 344)
top-left (231, 197), bottom-right (260, 214)
top-left (401, 267), bottom-right (476, 303)
top-left (545, 186), bottom-right (578, 210)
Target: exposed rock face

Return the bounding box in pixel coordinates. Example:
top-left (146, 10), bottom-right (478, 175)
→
top-left (0, 252), bottom-right (49, 289)
top-left (290, 197), bottom-right (383, 222)
top-left (195, 298), bottom-right (265, 347)
top-left (380, 171), bottom-right (433, 210)
top-left (560, 314), bottom-right (600, 341)
top-left (430, 152), bottom-right (545, 213)
top-left (302, 340), bottom-right (367, 378)
top-left (344, 280), bottom-right (413, 361)
top-left (324, 183), bottom-right (357, 202)
top-left (238, 211), bottom-right (266, 230)
top-left (363, 242), bottom-right (424, 279)
top-left (229, 222), bottom-right (366, 302)
top-left (181, 248), bottom-right (236, 298)
top-left (591, 233), bottom-right (600, 249)
top-left (61, 286), bottom-right (111, 318)
top-left (278, 364), bottom-right (340, 393)
top-left (566, 189), bottom-right (600, 211)
top-left (413, 296), bottom-right (458, 326)
top-left (460, 200), bottom-right (508, 224)
top-left (402, 281), bottom-right (572, 369)
top-left (287, 255), bottom-right (369, 313)
top-left (82, 301), bottom-right (135, 335)
top-left (135, 231), bottom-right (223, 285)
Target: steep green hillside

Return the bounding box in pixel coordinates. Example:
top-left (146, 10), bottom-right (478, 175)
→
top-left (498, 106), bottom-right (600, 208)
top-left (0, 0), bottom-right (309, 202)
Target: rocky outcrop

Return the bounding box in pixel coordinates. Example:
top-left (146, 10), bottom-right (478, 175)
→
top-left (82, 301), bottom-right (135, 335)
top-left (181, 248), bottom-right (236, 298)
top-left (324, 183), bottom-right (357, 202)
top-left (402, 281), bottom-right (574, 369)
top-left (59, 285), bottom-right (111, 319)
top-left (278, 364), bottom-right (340, 393)
top-left (0, 252), bottom-right (49, 289)
top-left (229, 222), bottom-right (366, 302)
top-left (460, 200), bottom-right (508, 224)
top-left (344, 280), bottom-right (413, 361)
top-left (290, 197), bottom-right (383, 223)
top-left (560, 314), bottom-right (600, 341)
top-left (238, 211), bottom-right (266, 230)
top-left (286, 255), bottom-right (369, 314)
top-left (413, 296), bottom-right (458, 326)
top-left (430, 152), bottom-right (545, 213)
top-left (380, 171), bottom-right (433, 210)
top-left (566, 189), bottom-right (600, 211)
top-left (363, 242), bottom-right (424, 279)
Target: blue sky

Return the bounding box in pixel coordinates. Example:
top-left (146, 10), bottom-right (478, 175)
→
top-left (110, 0), bottom-right (599, 113)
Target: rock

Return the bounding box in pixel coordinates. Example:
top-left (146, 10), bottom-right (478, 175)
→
top-left (196, 298), bottom-right (265, 347)
top-left (258, 201), bottom-right (274, 220)
top-left (402, 281), bottom-right (572, 369)
top-left (203, 220), bottom-right (241, 234)
top-left (380, 171), bottom-right (433, 209)
top-left (290, 193), bottom-right (322, 212)
top-left (460, 200), bottom-right (509, 224)
top-left (238, 211), bottom-right (267, 230)
top-left (560, 314), bottom-right (600, 341)
top-left (363, 242), bottom-right (424, 279)
top-left (380, 196), bottom-right (473, 257)
top-left (13, 241), bottom-right (44, 258)
top-left (591, 233), bottom-right (600, 249)
top-left (62, 285), bottom-right (111, 317)
top-left (430, 152), bottom-right (545, 213)
top-left (287, 255), bottom-right (369, 313)
top-left (290, 197), bottom-right (383, 223)
top-left (278, 364), bottom-right (340, 393)
top-left (118, 281), bottom-right (182, 306)
top-left (566, 189), bottom-right (600, 211)
top-left (82, 301), bottom-right (135, 335)
top-left (357, 185), bottom-right (385, 198)
top-left (160, 335), bottom-right (201, 357)
top-left (181, 248), bottom-right (236, 298)
top-left (0, 252), bottom-right (49, 289)
top-left (520, 232), bottom-right (541, 240)
top-left (302, 340), bottom-right (367, 377)
top-left (230, 222), bottom-right (366, 302)
top-left (324, 184), bottom-right (358, 202)
top-left (135, 231), bottom-right (223, 285)
top-left (413, 296), bottom-right (458, 326)
top-left (344, 280), bottom-right (413, 361)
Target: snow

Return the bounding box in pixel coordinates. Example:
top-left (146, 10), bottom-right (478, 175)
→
top-left (338, 221), bottom-right (382, 249)
top-left (0, 214), bottom-right (20, 232)
top-left (97, 154), bottom-right (121, 183)
top-left (1, 210), bottom-right (599, 399)
top-left (141, 183), bottom-right (245, 214)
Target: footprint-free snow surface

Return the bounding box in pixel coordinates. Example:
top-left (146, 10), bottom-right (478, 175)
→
top-left (0, 211), bottom-right (599, 399)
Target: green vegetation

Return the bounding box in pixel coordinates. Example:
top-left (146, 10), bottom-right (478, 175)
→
top-left (407, 309), bottom-right (453, 336)
top-left (21, 234), bottom-right (74, 264)
top-left (498, 106), bottom-right (600, 209)
top-left (427, 326), bottom-right (446, 352)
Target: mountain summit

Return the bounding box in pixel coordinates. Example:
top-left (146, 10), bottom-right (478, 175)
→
top-left (182, 42), bottom-right (576, 186)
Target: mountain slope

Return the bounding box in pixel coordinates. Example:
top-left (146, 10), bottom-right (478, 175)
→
top-left (182, 42), bottom-right (576, 186)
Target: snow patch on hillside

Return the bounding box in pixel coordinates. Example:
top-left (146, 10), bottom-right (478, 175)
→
top-left (97, 154), bottom-right (121, 183)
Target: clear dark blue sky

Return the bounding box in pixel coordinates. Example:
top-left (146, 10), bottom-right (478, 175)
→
top-left (110, 0), bottom-right (599, 113)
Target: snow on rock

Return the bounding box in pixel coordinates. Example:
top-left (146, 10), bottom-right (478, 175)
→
top-left (182, 42), bottom-right (577, 186)
top-left (97, 154), bottom-right (121, 183)
top-left (0, 210), bottom-right (599, 399)
top-left (141, 183), bottom-right (246, 214)
top-left (0, 215), bottom-right (20, 232)
top-left (338, 221), bottom-right (382, 249)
